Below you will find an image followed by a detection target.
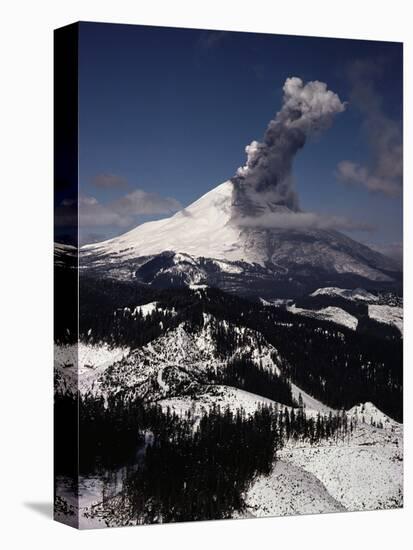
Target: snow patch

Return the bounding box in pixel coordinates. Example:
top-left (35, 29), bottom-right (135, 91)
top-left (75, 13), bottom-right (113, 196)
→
top-left (287, 304), bottom-right (358, 330)
top-left (311, 287), bottom-right (379, 303)
top-left (159, 386), bottom-right (279, 418)
top-left (368, 304), bottom-right (403, 335)
top-left (212, 259), bottom-right (243, 274)
top-left (132, 302), bottom-right (158, 318)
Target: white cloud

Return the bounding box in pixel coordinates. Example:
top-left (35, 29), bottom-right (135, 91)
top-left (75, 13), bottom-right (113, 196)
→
top-left (111, 189), bottom-right (182, 216)
top-left (56, 188), bottom-right (182, 230)
top-left (79, 195), bottom-right (130, 227)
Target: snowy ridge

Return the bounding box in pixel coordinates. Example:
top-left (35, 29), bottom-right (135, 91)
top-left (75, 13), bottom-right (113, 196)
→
top-left (348, 401), bottom-right (401, 430)
top-left (311, 287), bottom-right (379, 303)
top-left (159, 383), bottom-right (333, 422)
top-left (98, 314), bottom-right (280, 400)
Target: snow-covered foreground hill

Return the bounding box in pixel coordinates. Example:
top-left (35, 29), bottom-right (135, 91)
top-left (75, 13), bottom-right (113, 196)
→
top-left (245, 419), bottom-right (402, 516)
top-left (63, 395), bottom-right (402, 527)
top-left (243, 398), bottom-right (403, 517)
top-left (155, 366), bottom-right (403, 518)
top-left (157, 381), bottom-right (403, 516)
top-left (245, 391), bottom-right (402, 516)
top-left (54, 305), bottom-right (403, 524)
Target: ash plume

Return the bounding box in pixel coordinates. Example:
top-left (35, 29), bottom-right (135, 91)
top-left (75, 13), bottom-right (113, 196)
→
top-left (231, 77), bottom-right (345, 220)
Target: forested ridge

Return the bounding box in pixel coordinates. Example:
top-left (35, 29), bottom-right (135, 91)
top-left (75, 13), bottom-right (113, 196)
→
top-left (73, 277), bottom-right (402, 421)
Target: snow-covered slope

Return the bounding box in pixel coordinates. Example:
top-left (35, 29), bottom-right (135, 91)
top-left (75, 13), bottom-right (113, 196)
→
top-left (245, 401), bottom-right (402, 517)
top-left (54, 343), bottom-right (130, 394)
top-left (159, 386), bottom-right (279, 418)
top-left (82, 181), bottom-right (248, 263)
top-left (81, 180), bottom-right (399, 288)
top-left (290, 383), bottom-right (334, 415)
top-left (287, 304), bottom-right (359, 330)
top-left (245, 459), bottom-right (345, 517)
top-left (277, 421), bottom-right (402, 512)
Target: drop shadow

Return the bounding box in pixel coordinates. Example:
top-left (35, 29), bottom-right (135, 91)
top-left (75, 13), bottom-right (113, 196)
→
top-left (23, 502), bottom-right (53, 519)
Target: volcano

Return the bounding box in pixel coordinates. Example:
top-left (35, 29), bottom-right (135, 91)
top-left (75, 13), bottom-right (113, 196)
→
top-left (80, 180), bottom-right (400, 298)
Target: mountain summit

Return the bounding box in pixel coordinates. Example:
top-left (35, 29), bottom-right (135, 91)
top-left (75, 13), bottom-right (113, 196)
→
top-left (83, 181), bottom-right (242, 262)
top-left (81, 180), bottom-right (400, 298)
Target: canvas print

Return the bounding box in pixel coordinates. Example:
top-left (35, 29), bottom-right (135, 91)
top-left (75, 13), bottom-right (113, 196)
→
top-left (54, 22), bottom-right (403, 529)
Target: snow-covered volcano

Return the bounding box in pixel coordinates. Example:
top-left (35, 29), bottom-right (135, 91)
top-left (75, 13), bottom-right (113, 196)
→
top-left (82, 181), bottom-right (246, 262)
top-left (81, 180), bottom-right (400, 296)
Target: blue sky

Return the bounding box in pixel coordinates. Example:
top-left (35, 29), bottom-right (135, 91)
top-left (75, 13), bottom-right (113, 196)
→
top-left (77, 22), bottom-right (402, 256)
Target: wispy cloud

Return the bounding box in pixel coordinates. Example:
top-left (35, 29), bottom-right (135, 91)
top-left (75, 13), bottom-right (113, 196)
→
top-left (56, 189), bottom-right (182, 231)
top-left (336, 58), bottom-right (402, 197)
top-left (78, 195), bottom-right (129, 227)
top-left (233, 210), bottom-right (375, 233)
top-left (197, 30), bottom-right (229, 51)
